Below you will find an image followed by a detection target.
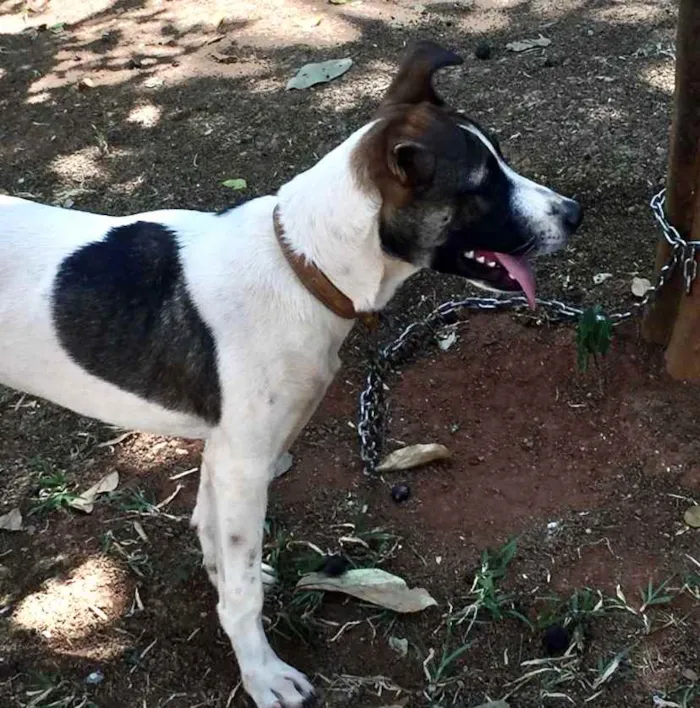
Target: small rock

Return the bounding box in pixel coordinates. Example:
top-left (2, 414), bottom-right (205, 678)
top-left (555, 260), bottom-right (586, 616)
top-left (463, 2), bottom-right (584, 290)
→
top-left (388, 635), bottom-right (408, 658)
top-left (391, 482), bottom-right (411, 503)
top-left (78, 77), bottom-right (94, 90)
top-left (521, 438), bottom-right (534, 450)
top-left (543, 624), bottom-right (570, 656)
top-left (631, 276), bottom-right (652, 298)
top-left (0, 508), bottom-right (22, 532)
top-left (593, 272), bottom-right (613, 285)
top-left (85, 669), bottom-right (104, 685)
top-left (474, 41), bottom-right (492, 60)
top-left (683, 505), bottom-right (700, 528)
top-left (682, 668), bottom-right (698, 682)
top-left (320, 554), bottom-right (350, 577)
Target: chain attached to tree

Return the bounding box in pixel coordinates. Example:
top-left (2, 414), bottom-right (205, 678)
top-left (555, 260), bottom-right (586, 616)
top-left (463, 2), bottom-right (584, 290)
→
top-left (357, 188), bottom-right (700, 474)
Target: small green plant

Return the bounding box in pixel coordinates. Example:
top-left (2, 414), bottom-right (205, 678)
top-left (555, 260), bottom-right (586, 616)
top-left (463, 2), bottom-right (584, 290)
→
top-left (591, 648), bottom-right (630, 689)
top-left (29, 471), bottom-right (78, 515)
top-left (108, 487), bottom-right (157, 513)
top-left (576, 306), bottom-right (613, 371)
top-left (21, 672), bottom-right (96, 708)
top-left (269, 590), bottom-right (323, 644)
top-left (101, 528), bottom-right (153, 578)
top-left (422, 620), bottom-right (472, 702)
top-left (537, 586), bottom-right (616, 630)
top-left (451, 537), bottom-right (531, 643)
top-left (639, 577), bottom-right (674, 613)
top-left (656, 682), bottom-right (699, 708)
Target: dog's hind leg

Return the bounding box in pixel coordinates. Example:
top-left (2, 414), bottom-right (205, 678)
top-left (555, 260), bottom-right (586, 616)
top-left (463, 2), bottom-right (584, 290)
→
top-left (205, 433), bottom-right (313, 708)
top-left (192, 450), bottom-right (219, 588)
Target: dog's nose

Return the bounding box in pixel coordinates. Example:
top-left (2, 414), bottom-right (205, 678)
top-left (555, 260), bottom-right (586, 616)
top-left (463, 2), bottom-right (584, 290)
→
top-left (561, 198), bottom-right (583, 232)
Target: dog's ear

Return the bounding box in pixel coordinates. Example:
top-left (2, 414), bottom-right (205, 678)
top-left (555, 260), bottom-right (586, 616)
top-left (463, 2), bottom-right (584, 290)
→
top-left (379, 40), bottom-right (463, 110)
top-left (389, 141), bottom-right (436, 187)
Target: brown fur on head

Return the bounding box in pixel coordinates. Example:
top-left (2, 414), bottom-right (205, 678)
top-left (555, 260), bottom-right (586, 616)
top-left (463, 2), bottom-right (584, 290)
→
top-left (351, 40), bottom-right (582, 297)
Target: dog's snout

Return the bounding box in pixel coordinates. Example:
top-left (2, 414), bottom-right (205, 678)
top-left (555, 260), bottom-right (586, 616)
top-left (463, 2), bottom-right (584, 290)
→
top-left (561, 198), bottom-right (583, 232)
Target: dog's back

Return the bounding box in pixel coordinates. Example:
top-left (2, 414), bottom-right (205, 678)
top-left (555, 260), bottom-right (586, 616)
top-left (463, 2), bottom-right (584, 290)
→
top-left (0, 196), bottom-right (226, 436)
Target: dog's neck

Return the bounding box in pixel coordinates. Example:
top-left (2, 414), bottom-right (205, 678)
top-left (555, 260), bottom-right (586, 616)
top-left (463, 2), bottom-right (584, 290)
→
top-left (276, 123), bottom-right (419, 314)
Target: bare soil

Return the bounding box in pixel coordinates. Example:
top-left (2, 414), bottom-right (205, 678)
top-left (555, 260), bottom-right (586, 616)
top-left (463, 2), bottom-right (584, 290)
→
top-left (1, 1), bottom-right (699, 707)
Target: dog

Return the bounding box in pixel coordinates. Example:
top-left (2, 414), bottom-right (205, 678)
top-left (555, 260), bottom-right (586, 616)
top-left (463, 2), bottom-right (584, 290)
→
top-left (0, 41), bottom-right (581, 708)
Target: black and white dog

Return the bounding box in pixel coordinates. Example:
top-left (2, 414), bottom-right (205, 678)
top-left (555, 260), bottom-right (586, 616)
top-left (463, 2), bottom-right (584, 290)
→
top-left (0, 42), bottom-right (581, 707)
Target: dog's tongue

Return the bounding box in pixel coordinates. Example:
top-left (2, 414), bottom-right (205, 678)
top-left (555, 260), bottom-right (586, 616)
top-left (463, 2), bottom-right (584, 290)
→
top-left (494, 253), bottom-right (537, 309)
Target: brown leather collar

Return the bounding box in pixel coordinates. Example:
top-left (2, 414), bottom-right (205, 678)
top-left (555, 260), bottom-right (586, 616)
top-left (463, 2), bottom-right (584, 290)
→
top-left (273, 206), bottom-right (379, 329)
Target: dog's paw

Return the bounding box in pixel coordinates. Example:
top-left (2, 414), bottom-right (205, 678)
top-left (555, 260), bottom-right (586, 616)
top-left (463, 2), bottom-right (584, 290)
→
top-left (244, 659), bottom-right (314, 708)
top-left (261, 562), bottom-right (277, 590)
top-left (273, 452), bottom-right (294, 479)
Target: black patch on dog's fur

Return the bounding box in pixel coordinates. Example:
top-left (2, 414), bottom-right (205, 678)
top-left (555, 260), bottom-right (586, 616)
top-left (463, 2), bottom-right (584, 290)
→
top-left (52, 222), bottom-right (222, 424)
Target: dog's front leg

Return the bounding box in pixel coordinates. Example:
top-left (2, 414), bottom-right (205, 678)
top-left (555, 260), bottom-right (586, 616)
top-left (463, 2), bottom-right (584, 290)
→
top-left (204, 434), bottom-right (313, 708)
top-left (193, 446), bottom-right (277, 591)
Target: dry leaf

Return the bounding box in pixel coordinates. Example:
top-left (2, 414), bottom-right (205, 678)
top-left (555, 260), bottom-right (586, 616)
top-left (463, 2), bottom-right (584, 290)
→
top-left (377, 443), bottom-right (451, 472)
top-left (506, 35), bottom-right (551, 52)
top-left (0, 507), bottom-right (23, 532)
top-left (296, 568), bottom-right (437, 613)
top-left (96, 430), bottom-right (135, 448)
top-left (683, 505), bottom-right (700, 528)
top-left (69, 471), bottom-right (119, 513)
top-left (211, 52), bottom-right (237, 64)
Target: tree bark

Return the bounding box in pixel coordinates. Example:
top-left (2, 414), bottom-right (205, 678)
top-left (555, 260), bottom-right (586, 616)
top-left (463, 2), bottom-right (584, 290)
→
top-left (664, 176), bottom-right (700, 378)
top-left (642, 0), bottom-right (700, 347)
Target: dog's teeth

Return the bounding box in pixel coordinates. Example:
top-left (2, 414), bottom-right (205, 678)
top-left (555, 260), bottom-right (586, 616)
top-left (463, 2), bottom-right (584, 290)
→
top-left (476, 256), bottom-right (486, 264)
top-left (487, 260), bottom-right (497, 268)
top-left (465, 250), bottom-right (475, 259)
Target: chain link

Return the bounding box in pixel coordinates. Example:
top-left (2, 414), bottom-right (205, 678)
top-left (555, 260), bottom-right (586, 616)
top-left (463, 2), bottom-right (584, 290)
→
top-left (357, 188), bottom-right (700, 474)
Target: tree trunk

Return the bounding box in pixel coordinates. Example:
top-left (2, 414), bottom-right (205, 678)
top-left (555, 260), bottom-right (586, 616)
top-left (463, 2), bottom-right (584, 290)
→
top-left (642, 0), bottom-right (700, 348)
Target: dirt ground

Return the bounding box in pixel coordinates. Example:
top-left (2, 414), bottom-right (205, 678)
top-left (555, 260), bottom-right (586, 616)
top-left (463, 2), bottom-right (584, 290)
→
top-left (1, 0), bottom-right (699, 706)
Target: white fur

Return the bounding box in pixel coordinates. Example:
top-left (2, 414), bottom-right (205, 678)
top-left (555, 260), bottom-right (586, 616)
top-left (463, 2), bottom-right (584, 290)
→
top-left (0, 124), bottom-right (418, 708)
top-left (0, 106), bottom-right (576, 705)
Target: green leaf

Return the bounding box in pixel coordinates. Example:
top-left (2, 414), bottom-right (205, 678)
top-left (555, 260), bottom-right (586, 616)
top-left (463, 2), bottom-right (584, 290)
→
top-left (576, 306), bottom-right (613, 372)
top-left (286, 58), bottom-right (353, 90)
top-left (221, 178), bottom-right (247, 190)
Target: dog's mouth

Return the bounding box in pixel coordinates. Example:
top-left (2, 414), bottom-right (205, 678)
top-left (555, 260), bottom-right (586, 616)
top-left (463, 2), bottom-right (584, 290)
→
top-left (462, 250), bottom-right (536, 308)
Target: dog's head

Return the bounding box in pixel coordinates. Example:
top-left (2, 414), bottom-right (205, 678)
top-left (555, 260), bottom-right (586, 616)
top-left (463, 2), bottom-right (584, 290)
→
top-left (354, 41), bottom-right (582, 307)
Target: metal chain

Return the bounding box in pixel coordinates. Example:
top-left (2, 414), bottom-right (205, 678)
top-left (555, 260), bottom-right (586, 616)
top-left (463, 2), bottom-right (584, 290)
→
top-left (357, 188), bottom-right (700, 474)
